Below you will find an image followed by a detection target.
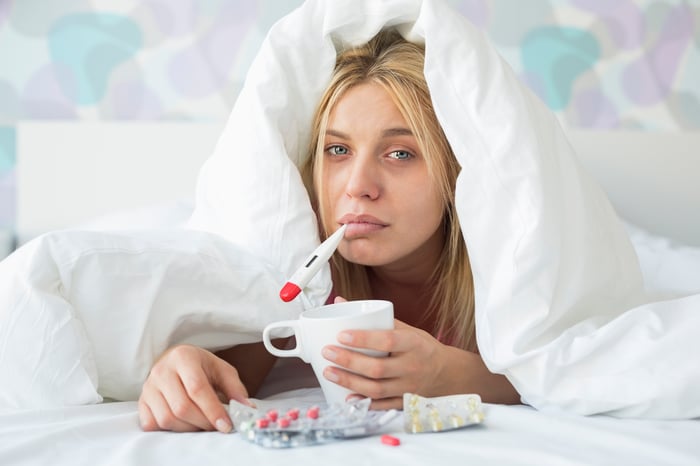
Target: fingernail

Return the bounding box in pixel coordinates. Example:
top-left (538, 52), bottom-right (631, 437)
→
top-left (215, 418), bottom-right (232, 433)
top-left (322, 347), bottom-right (337, 361)
top-left (324, 368), bottom-right (339, 382)
top-left (338, 332), bottom-right (352, 344)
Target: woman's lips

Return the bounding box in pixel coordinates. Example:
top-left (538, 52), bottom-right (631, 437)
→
top-left (338, 214), bottom-right (388, 237)
top-left (344, 222), bottom-right (386, 236)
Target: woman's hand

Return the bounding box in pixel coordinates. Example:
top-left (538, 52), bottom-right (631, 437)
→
top-left (138, 344), bottom-right (251, 432)
top-left (321, 319), bottom-right (450, 410)
top-left (322, 296), bottom-right (520, 409)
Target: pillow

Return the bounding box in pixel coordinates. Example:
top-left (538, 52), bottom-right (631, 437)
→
top-left (624, 220), bottom-right (700, 297)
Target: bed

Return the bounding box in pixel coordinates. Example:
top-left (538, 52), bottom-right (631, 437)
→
top-left (1, 121), bottom-right (698, 465)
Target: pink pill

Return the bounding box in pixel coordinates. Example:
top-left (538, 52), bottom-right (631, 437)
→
top-left (287, 408), bottom-right (300, 420)
top-left (266, 409), bottom-right (278, 422)
top-left (306, 406), bottom-right (320, 419)
top-left (277, 417), bottom-right (291, 428)
top-left (381, 434), bottom-right (401, 446)
top-left (256, 418), bottom-right (270, 429)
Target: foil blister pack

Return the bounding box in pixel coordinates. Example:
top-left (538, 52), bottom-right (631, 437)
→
top-left (229, 398), bottom-right (400, 448)
top-left (403, 393), bottom-right (485, 433)
top-left (229, 393), bottom-right (485, 448)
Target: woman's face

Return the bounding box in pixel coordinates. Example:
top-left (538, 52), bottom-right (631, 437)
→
top-left (320, 82), bottom-right (445, 272)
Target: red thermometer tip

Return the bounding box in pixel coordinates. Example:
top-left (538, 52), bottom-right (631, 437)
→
top-left (279, 282), bottom-right (301, 302)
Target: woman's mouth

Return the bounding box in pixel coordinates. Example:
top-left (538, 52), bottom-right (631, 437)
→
top-left (338, 214), bottom-right (388, 237)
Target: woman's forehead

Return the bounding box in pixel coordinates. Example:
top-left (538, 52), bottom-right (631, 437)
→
top-left (327, 83), bottom-right (409, 133)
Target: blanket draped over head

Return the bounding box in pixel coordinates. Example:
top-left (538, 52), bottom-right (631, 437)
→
top-left (1, 0), bottom-right (698, 418)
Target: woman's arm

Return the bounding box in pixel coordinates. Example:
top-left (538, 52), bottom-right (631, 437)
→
top-left (437, 344), bottom-right (521, 405)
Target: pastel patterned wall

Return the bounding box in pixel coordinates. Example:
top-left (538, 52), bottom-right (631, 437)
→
top-left (0, 0), bottom-right (698, 227)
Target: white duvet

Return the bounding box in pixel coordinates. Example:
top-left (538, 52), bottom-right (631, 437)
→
top-left (1, 0), bottom-right (698, 418)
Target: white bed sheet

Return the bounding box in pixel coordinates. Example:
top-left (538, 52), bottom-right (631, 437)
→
top-left (2, 382), bottom-right (699, 466)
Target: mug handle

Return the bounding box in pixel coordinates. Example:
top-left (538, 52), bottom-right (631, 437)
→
top-left (262, 320), bottom-right (304, 360)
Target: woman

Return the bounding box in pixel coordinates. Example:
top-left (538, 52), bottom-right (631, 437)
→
top-left (138, 29), bottom-right (519, 433)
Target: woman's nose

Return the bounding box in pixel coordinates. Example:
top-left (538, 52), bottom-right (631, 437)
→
top-left (345, 154), bottom-right (380, 200)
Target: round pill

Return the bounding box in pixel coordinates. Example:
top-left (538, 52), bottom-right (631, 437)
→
top-left (277, 417), bottom-right (291, 428)
top-left (266, 409), bottom-right (278, 422)
top-left (380, 434), bottom-right (401, 446)
top-left (287, 408), bottom-right (300, 420)
top-left (306, 406), bottom-right (320, 419)
top-left (255, 418), bottom-right (270, 429)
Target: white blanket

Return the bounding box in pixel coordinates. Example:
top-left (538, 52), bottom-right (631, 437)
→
top-left (0, 0), bottom-right (698, 418)
top-left (0, 230), bottom-right (305, 406)
top-left (189, 0), bottom-right (700, 418)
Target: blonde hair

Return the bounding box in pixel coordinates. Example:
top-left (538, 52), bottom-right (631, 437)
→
top-left (301, 30), bottom-right (476, 351)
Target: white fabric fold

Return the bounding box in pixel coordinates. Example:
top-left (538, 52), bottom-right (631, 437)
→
top-left (0, 230), bottom-right (303, 407)
top-left (187, 0), bottom-right (700, 418)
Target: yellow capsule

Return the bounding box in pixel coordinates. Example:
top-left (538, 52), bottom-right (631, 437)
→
top-left (448, 414), bottom-right (464, 428)
top-left (430, 418), bottom-right (443, 432)
top-left (411, 419), bottom-right (423, 433)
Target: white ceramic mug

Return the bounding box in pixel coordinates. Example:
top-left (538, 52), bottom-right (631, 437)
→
top-left (262, 300), bottom-right (394, 405)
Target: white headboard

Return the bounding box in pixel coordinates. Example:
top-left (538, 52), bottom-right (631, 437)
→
top-left (567, 129), bottom-right (700, 247)
top-left (14, 121), bottom-right (700, 247)
top-left (16, 121), bottom-right (224, 242)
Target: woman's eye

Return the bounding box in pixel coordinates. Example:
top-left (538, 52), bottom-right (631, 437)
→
top-left (388, 150), bottom-right (412, 160)
top-left (327, 145), bottom-right (349, 156)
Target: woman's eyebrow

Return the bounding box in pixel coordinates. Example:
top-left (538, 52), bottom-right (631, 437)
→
top-left (325, 127), bottom-right (414, 138)
top-left (325, 129), bottom-right (349, 139)
top-left (382, 127), bottom-right (413, 137)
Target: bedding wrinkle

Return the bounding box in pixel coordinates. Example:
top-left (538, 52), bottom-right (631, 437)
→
top-left (510, 295), bottom-right (700, 417)
top-left (423, 5), bottom-right (543, 358)
top-left (0, 241), bottom-right (103, 408)
top-left (0, 229), bottom-right (308, 407)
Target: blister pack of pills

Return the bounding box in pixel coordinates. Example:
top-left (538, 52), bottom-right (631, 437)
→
top-left (229, 398), bottom-right (400, 448)
top-left (403, 393), bottom-right (485, 433)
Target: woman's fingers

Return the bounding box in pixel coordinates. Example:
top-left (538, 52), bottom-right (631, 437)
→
top-left (322, 343), bottom-right (418, 400)
top-left (137, 398), bottom-right (158, 431)
top-left (139, 389), bottom-right (202, 432)
top-left (323, 344), bottom-right (403, 379)
top-left (336, 326), bottom-right (421, 354)
top-left (322, 321), bottom-right (444, 402)
top-left (159, 364), bottom-right (219, 431)
top-left (195, 355), bottom-right (252, 432)
top-left (323, 353), bottom-right (419, 399)
top-left (138, 345), bottom-right (247, 432)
